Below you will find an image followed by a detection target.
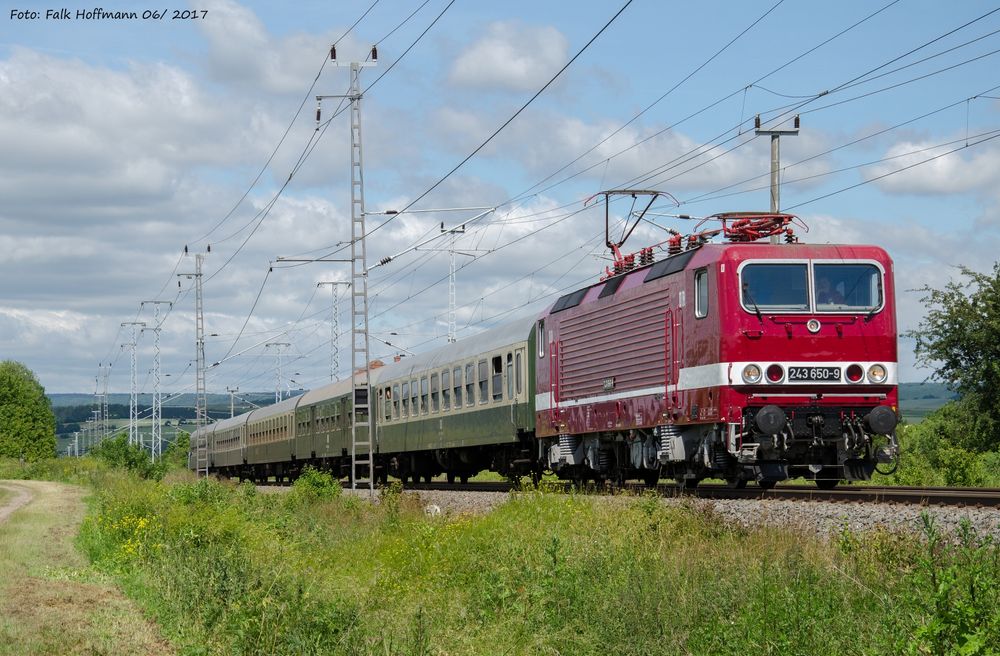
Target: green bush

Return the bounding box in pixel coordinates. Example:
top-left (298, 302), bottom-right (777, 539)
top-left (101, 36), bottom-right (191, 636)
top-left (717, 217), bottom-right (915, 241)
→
top-left (89, 434), bottom-right (166, 480)
top-left (288, 466), bottom-right (342, 504)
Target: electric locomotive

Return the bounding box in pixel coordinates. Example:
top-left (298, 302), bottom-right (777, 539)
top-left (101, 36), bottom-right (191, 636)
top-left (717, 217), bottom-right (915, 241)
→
top-left (535, 210), bottom-right (899, 488)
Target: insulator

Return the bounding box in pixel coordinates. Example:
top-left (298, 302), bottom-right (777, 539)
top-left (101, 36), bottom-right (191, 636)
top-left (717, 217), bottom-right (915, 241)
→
top-left (794, 114), bottom-right (800, 129)
top-left (371, 45), bottom-right (378, 61)
top-left (330, 45), bottom-right (336, 60)
top-left (754, 114), bottom-right (761, 129)
top-left (207, 244), bottom-right (211, 253)
top-left (316, 106), bottom-right (321, 123)
top-left (184, 245), bottom-right (188, 254)
top-left (380, 256), bottom-right (392, 266)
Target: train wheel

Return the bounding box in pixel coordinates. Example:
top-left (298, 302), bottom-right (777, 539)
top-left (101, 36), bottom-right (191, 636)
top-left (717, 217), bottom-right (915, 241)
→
top-left (815, 478), bottom-right (839, 490)
top-left (726, 477), bottom-right (747, 489)
top-left (758, 479), bottom-right (777, 491)
top-left (675, 477), bottom-right (699, 491)
top-left (460, 475), bottom-right (469, 484)
top-left (642, 471), bottom-right (660, 487)
top-left (447, 472), bottom-right (456, 484)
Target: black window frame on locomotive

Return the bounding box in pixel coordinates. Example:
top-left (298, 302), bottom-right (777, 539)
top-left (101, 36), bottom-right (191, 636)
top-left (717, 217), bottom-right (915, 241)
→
top-left (737, 259), bottom-right (885, 316)
top-left (694, 268), bottom-right (709, 319)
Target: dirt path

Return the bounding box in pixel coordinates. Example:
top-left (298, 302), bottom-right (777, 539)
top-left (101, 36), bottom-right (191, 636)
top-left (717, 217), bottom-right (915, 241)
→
top-left (0, 480), bottom-right (174, 656)
top-left (0, 482), bottom-right (33, 524)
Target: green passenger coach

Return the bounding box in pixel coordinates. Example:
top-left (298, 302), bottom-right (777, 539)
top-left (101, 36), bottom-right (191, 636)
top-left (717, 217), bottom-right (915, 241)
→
top-left (197, 316), bottom-right (537, 484)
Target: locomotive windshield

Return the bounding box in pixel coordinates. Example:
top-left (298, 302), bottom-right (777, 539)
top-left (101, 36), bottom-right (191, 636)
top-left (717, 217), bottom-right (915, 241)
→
top-left (740, 261), bottom-right (883, 314)
top-left (814, 263), bottom-right (882, 312)
top-left (740, 263), bottom-right (809, 311)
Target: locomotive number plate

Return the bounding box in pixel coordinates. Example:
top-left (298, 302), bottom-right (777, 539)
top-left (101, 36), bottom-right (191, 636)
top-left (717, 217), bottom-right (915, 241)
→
top-left (787, 366), bottom-right (841, 382)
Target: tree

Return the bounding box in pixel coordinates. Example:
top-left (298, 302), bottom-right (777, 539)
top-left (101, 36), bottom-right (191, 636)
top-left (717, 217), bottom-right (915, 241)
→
top-left (0, 361), bottom-right (57, 461)
top-left (908, 263), bottom-right (1000, 450)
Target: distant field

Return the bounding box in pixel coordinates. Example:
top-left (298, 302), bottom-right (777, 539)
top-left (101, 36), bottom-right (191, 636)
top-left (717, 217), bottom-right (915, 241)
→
top-left (898, 382), bottom-right (957, 423)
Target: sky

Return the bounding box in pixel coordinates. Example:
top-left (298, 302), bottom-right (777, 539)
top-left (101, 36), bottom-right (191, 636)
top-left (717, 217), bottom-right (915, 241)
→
top-left (2, 0), bottom-right (999, 400)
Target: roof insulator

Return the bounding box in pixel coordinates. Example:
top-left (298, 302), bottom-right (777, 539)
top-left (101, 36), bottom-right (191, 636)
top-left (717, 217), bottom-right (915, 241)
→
top-left (371, 45), bottom-right (378, 61)
top-left (330, 45), bottom-right (336, 60)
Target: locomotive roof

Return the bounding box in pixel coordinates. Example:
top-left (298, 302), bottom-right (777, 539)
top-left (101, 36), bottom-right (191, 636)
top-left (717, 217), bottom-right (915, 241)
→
top-left (370, 315), bottom-right (536, 384)
top-left (543, 241), bottom-right (891, 317)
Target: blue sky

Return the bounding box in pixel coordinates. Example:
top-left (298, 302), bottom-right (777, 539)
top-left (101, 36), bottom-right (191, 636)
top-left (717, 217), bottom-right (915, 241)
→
top-left (2, 0), bottom-right (999, 396)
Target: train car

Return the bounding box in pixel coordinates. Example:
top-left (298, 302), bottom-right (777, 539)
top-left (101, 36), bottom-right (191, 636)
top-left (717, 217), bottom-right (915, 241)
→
top-left (371, 317), bottom-right (536, 482)
top-left (535, 216), bottom-right (899, 488)
top-left (199, 319), bottom-right (537, 484)
top-left (293, 378), bottom-right (354, 472)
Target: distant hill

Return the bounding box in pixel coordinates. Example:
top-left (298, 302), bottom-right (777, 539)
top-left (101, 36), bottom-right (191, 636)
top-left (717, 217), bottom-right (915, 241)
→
top-left (898, 382), bottom-right (957, 422)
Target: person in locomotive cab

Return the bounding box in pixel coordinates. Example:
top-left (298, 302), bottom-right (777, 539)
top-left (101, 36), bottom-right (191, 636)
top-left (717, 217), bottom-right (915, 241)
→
top-left (816, 275), bottom-right (845, 305)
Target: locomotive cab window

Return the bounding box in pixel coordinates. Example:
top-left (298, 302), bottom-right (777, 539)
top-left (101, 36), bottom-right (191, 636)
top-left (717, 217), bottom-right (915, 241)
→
top-left (813, 263), bottom-right (883, 313)
top-left (740, 262), bottom-right (809, 312)
top-left (694, 268), bottom-right (709, 318)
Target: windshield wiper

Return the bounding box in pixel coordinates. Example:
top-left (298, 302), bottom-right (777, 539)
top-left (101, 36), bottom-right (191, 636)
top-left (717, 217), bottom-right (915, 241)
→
top-left (742, 285), bottom-right (764, 325)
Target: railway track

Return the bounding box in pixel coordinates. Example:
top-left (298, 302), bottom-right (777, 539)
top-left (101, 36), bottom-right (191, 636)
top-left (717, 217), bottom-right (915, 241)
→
top-left (396, 480), bottom-right (1000, 508)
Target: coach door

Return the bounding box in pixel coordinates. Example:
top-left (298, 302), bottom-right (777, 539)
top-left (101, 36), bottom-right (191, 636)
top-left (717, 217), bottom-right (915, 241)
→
top-left (510, 348), bottom-right (527, 426)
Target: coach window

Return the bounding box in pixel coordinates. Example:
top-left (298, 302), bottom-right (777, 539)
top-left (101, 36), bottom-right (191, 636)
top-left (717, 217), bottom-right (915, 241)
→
top-left (431, 373), bottom-right (440, 412)
top-left (465, 363), bottom-right (475, 406)
top-left (441, 370), bottom-right (451, 410)
top-left (419, 377), bottom-right (428, 415)
top-left (537, 319), bottom-right (545, 358)
top-left (491, 356), bottom-right (503, 401)
top-left (479, 359), bottom-right (489, 404)
top-left (392, 384), bottom-right (400, 420)
top-left (515, 352), bottom-right (523, 395)
top-left (506, 353), bottom-right (514, 399)
top-left (401, 382), bottom-right (409, 417)
top-left (411, 379), bottom-right (419, 416)
top-left (695, 268), bottom-right (709, 319)
top-left (453, 366), bottom-right (463, 407)
top-left (384, 387), bottom-right (392, 421)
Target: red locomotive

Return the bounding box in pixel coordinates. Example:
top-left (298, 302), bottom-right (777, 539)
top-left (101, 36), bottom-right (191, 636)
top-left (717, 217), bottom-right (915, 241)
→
top-left (534, 206), bottom-right (899, 488)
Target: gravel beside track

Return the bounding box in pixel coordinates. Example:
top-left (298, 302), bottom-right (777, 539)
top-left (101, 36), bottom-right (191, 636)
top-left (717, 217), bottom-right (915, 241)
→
top-left (665, 497), bottom-right (1000, 540)
top-left (343, 486), bottom-right (1000, 539)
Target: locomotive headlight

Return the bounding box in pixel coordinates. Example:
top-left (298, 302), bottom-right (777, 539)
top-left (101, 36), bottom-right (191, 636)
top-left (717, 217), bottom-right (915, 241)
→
top-left (867, 364), bottom-right (888, 384)
top-left (741, 364), bottom-right (763, 384)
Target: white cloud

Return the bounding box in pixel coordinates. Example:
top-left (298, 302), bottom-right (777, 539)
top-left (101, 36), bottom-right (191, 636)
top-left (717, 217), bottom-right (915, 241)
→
top-left (866, 139), bottom-right (1000, 195)
top-left (449, 21), bottom-right (568, 92)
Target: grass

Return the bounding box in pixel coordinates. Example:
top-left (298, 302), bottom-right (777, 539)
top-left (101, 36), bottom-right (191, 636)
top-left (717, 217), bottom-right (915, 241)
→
top-left (69, 467), bottom-right (1000, 655)
top-left (6, 457), bottom-right (1000, 654)
top-left (0, 479), bottom-right (172, 655)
